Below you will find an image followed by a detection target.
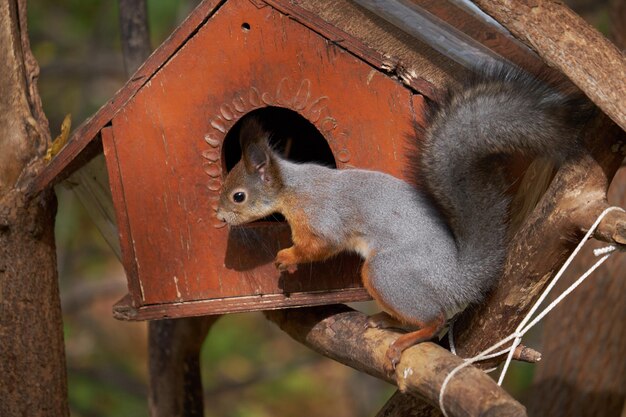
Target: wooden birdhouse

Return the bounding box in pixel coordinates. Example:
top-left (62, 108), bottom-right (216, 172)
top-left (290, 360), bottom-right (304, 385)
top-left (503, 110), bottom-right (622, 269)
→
top-left (33, 0), bottom-right (545, 320)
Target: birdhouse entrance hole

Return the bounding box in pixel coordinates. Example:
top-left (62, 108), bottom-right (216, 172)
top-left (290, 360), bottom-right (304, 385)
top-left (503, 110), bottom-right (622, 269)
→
top-left (222, 107), bottom-right (337, 172)
top-left (222, 107), bottom-right (336, 223)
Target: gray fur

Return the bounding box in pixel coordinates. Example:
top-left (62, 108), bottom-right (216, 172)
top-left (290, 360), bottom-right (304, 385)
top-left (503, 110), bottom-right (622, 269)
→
top-left (218, 65), bottom-right (590, 324)
top-left (277, 159), bottom-right (461, 320)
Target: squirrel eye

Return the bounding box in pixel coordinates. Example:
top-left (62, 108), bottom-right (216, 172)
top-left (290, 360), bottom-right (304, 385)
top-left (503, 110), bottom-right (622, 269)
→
top-left (232, 191), bottom-right (246, 203)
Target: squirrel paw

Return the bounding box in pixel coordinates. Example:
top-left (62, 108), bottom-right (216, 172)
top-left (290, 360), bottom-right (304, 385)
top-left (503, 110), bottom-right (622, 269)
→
top-left (275, 249), bottom-right (299, 274)
top-left (275, 261), bottom-right (298, 274)
top-left (384, 344), bottom-right (402, 376)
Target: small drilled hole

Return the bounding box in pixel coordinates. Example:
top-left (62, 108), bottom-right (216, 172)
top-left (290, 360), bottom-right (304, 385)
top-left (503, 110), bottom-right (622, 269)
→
top-left (241, 22), bottom-right (251, 32)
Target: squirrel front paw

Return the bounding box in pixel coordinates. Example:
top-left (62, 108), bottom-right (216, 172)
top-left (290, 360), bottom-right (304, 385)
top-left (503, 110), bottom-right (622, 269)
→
top-left (275, 249), bottom-right (299, 274)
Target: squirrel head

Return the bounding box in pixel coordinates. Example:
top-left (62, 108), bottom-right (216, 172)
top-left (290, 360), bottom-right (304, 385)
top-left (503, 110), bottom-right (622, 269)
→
top-left (216, 117), bottom-right (284, 226)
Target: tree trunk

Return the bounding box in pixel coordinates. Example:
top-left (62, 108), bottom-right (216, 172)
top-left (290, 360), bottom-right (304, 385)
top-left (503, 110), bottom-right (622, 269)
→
top-left (119, 0), bottom-right (152, 76)
top-left (0, 1), bottom-right (68, 416)
top-left (148, 316), bottom-right (218, 417)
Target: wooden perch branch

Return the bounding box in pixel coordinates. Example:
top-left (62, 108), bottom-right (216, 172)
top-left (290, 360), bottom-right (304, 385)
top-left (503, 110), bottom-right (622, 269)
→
top-left (265, 305), bottom-right (527, 417)
top-left (513, 344), bottom-right (541, 363)
top-left (592, 208), bottom-right (626, 246)
top-left (472, 0), bottom-right (626, 132)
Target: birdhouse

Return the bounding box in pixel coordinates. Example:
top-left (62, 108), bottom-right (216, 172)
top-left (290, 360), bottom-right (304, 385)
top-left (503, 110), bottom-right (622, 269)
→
top-left (33, 0), bottom-right (544, 320)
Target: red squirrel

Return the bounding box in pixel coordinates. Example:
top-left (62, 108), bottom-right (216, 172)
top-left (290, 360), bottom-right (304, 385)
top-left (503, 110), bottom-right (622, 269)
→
top-left (215, 64), bottom-right (590, 374)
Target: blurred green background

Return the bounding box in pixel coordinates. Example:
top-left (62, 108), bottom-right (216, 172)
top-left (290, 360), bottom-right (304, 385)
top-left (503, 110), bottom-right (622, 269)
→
top-left (27, 0), bottom-right (613, 416)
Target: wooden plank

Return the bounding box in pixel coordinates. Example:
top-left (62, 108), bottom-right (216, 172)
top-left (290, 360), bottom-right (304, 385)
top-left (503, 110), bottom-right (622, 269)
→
top-left (260, 0), bottom-right (438, 98)
top-left (101, 125), bottom-right (143, 305)
top-left (407, 0), bottom-right (548, 74)
top-left (28, 0), bottom-right (225, 194)
top-left (112, 288), bottom-right (371, 320)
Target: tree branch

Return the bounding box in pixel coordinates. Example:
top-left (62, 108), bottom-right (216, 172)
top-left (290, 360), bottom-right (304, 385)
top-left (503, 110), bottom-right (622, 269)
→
top-left (119, 0), bottom-right (151, 76)
top-left (376, 391), bottom-right (443, 417)
top-left (592, 207), bottom-right (626, 246)
top-left (265, 305), bottom-right (527, 417)
top-left (471, 0), bottom-right (626, 132)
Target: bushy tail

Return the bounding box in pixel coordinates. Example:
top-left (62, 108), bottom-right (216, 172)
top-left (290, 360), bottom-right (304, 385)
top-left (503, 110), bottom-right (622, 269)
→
top-left (412, 64), bottom-right (592, 296)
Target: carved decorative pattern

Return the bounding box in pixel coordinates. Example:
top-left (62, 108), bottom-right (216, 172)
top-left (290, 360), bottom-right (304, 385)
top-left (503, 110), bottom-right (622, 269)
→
top-left (202, 78), bottom-right (352, 228)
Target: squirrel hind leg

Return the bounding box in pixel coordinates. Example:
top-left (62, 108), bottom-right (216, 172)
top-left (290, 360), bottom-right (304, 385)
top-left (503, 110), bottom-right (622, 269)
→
top-left (384, 313), bottom-right (445, 376)
top-left (367, 311), bottom-right (411, 331)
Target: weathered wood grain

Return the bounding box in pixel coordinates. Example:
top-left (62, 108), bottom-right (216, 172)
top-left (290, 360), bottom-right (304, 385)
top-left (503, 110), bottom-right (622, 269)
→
top-left (472, 0), bottom-right (626, 132)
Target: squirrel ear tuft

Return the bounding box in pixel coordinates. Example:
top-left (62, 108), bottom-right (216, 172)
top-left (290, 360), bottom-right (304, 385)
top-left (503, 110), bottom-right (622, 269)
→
top-left (239, 117), bottom-right (279, 184)
top-left (239, 116), bottom-right (268, 148)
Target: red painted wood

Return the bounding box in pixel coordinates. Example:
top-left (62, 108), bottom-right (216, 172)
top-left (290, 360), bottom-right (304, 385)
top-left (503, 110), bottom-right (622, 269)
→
top-left (109, 0), bottom-right (421, 310)
top-left (112, 288), bottom-right (371, 321)
top-left (263, 0), bottom-right (438, 98)
top-left (102, 126), bottom-right (143, 305)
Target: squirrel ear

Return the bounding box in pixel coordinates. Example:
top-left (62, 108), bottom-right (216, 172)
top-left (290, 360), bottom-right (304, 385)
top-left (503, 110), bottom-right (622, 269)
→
top-left (239, 117), bottom-right (279, 184)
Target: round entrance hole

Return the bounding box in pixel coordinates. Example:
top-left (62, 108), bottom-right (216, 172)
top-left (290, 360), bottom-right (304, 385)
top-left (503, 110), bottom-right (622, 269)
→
top-left (222, 106), bottom-right (336, 172)
top-left (222, 107), bottom-right (337, 222)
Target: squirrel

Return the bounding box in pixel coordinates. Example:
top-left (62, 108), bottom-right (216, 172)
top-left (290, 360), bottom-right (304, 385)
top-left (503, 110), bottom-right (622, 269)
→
top-left (215, 64), bottom-right (590, 374)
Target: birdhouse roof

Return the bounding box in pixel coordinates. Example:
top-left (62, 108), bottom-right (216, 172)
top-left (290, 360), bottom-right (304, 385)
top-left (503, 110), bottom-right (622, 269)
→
top-left (31, 0), bottom-right (544, 193)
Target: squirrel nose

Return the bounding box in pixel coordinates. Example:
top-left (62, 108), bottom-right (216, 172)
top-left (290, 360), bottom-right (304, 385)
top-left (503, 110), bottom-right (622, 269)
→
top-left (215, 210), bottom-right (225, 222)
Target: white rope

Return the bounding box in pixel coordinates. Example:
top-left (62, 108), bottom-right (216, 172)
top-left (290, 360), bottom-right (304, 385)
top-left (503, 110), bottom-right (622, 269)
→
top-left (448, 319), bottom-right (457, 355)
top-left (439, 206), bottom-right (624, 417)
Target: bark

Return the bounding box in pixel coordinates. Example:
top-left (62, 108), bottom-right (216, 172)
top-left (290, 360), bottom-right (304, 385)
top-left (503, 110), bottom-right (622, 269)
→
top-left (266, 306), bottom-right (527, 417)
top-left (472, 0), bottom-right (626, 132)
top-left (0, 0), bottom-right (47, 192)
top-left (376, 391), bottom-right (443, 417)
top-left (0, 1), bottom-right (68, 416)
top-left (610, 0), bottom-right (626, 49)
